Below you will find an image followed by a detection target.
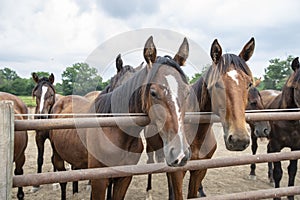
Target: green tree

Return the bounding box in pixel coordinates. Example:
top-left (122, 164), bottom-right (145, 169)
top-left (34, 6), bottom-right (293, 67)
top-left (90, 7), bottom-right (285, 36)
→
top-left (62, 63), bottom-right (104, 95)
top-left (263, 55), bottom-right (294, 90)
top-left (189, 64), bottom-right (209, 84)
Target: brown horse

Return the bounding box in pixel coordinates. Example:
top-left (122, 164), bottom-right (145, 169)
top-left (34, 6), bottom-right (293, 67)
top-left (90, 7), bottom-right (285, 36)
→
top-left (247, 80), bottom-right (272, 181)
top-left (146, 38), bottom-right (255, 199)
top-left (31, 73), bottom-right (56, 191)
top-left (261, 57), bottom-right (300, 200)
top-left (0, 92), bottom-right (28, 200)
top-left (85, 36), bottom-right (191, 200)
top-left (84, 91), bottom-right (101, 101)
top-left (49, 54), bottom-right (141, 199)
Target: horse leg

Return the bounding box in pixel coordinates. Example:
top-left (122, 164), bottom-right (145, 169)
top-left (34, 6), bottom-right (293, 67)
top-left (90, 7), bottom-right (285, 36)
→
top-left (51, 148), bottom-right (67, 200)
top-left (90, 178), bottom-right (109, 200)
top-left (146, 148), bottom-right (155, 200)
top-left (167, 171), bottom-right (185, 200)
top-left (31, 131), bottom-right (48, 192)
top-left (249, 133), bottom-right (258, 179)
top-left (198, 183), bottom-right (206, 197)
top-left (272, 161), bottom-right (283, 200)
top-left (71, 165), bottom-right (79, 194)
top-left (188, 169), bottom-right (207, 198)
top-left (112, 177), bottom-right (132, 200)
top-left (106, 180), bottom-right (113, 200)
top-left (287, 159), bottom-right (298, 200)
top-left (166, 173), bottom-right (174, 200)
top-left (14, 154), bottom-right (25, 200)
top-left (267, 142), bottom-right (274, 184)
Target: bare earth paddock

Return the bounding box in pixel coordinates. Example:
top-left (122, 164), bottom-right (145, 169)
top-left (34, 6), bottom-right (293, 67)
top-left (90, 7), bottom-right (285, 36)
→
top-left (12, 122), bottom-right (300, 200)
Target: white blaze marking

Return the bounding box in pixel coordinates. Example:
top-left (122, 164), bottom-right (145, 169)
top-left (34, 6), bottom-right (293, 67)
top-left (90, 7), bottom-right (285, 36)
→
top-left (39, 86), bottom-right (48, 113)
top-left (227, 70), bottom-right (239, 85)
top-left (165, 75), bottom-right (185, 158)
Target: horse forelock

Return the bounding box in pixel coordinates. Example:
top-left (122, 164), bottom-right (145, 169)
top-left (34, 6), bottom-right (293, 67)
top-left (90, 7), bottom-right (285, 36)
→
top-left (32, 80), bottom-right (55, 98)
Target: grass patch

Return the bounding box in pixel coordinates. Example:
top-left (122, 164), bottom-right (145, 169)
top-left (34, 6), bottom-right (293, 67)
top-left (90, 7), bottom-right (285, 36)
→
top-left (19, 96), bottom-right (36, 107)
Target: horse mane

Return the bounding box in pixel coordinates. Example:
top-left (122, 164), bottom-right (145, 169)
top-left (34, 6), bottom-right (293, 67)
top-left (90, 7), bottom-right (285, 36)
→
top-left (191, 77), bottom-right (211, 112)
top-left (204, 54), bottom-right (253, 83)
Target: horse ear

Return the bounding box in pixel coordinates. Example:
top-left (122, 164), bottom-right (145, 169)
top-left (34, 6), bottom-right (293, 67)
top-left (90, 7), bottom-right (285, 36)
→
top-left (210, 39), bottom-right (222, 64)
top-left (143, 36), bottom-right (157, 65)
top-left (116, 54), bottom-right (123, 72)
top-left (254, 77), bottom-right (261, 87)
top-left (291, 57), bottom-right (299, 71)
top-left (49, 73), bottom-right (55, 84)
top-left (173, 37), bottom-right (189, 66)
top-left (239, 37), bottom-right (255, 61)
top-left (32, 72), bottom-right (39, 83)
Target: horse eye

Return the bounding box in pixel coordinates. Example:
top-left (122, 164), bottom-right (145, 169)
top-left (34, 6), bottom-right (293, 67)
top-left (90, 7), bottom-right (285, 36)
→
top-left (250, 101), bottom-right (257, 106)
top-left (248, 82), bottom-right (253, 88)
top-left (150, 89), bottom-right (158, 98)
top-left (215, 82), bottom-right (222, 89)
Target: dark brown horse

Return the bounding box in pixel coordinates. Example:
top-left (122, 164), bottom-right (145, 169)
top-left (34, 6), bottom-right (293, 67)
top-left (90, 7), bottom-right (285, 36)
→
top-left (261, 57), bottom-right (300, 200)
top-left (85, 36), bottom-right (191, 200)
top-left (31, 73), bottom-right (56, 191)
top-left (146, 38), bottom-right (256, 199)
top-left (0, 92), bottom-right (28, 200)
top-left (49, 54), bottom-right (141, 199)
top-left (247, 80), bottom-right (272, 181)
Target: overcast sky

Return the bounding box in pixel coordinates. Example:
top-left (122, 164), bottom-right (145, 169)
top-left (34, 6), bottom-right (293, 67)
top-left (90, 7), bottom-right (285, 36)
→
top-left (1, 0), bottom-right (300, 83)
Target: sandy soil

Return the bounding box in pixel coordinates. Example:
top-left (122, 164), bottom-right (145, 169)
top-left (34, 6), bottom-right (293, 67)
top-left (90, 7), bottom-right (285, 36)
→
top-left (12, 121), bottom-right (300, 200)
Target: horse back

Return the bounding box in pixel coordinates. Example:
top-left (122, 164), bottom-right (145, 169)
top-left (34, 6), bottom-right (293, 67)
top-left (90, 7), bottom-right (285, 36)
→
top-left (260, 90), bottom-right (281, 109)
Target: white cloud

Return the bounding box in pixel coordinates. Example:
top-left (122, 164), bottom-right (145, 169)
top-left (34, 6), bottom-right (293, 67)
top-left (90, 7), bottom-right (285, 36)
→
top-left (0, 0), bottom-right (299, 81)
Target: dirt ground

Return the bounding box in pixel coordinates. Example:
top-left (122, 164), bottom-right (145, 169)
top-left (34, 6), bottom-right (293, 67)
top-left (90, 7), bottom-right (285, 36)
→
top-left (12, 121), bottom-right (300, 200)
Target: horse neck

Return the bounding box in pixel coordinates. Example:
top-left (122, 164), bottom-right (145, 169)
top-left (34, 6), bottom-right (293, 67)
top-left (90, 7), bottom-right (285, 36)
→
top-left (278, 85), bottom-right (297, 109)
top-left (110, 68), bottom-right (148, 114)
top-left (190, 77), bottom-right (211, 112)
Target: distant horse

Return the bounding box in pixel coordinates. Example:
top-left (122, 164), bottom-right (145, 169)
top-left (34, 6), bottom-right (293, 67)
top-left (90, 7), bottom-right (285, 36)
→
top-left (261, 57), bottom-right (300, 200)
top-left (84, 91), bottom-right (101, 101)
top-left (0, 92), bottom-right (28, 200)
top-left (85, 36), bottom-right (191, 200)
top-left (247, 80), bottom-right (272, 181)
top-left (146, 38), bottom-right (255, 199)
top-left (31, 72), bottom-right (56, 191)
top-left (49, 54), bottom-right (140, 199)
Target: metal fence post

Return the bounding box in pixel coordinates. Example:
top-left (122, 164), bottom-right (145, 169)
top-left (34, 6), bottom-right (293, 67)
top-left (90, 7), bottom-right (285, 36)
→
top-left (0, 101), bottom-right (14, 200)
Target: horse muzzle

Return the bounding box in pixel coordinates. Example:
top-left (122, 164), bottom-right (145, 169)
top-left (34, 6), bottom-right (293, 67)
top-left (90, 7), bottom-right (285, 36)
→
top-left (165, 148), bottom-right (191, 167)
top-left (224, 131), bottom-right (250, 151)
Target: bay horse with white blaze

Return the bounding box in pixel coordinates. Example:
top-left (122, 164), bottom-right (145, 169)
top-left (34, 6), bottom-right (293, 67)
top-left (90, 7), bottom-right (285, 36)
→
top-left (31, 73), bottom-right (56, 191)
top-left (146, 38), bottom-right (256, 199)
top-left (49, 54), bottom-right (141, 199)
top-left (85, 36), bottom-right (191, 200)
top-left (0, 92), bottom-right (28, 200)
top-left (261, 57), bottom-right (300, 200)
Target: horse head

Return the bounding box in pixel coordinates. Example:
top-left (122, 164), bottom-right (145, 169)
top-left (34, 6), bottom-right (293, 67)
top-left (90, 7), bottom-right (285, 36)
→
top-left (205, 38), bottom-right (255, 151)
top-left (141, 36), bottom-right (191, 167)
top-left (32, 73), bottom-right (55, 119)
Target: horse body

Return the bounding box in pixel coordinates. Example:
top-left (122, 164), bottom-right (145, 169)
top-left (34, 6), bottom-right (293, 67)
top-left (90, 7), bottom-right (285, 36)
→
top-left (0, 92), bottom-right (28, 200)
top-left (48, 54), bottom-right (142, 199)
top-left (86, 36), bottom-right (191, 200)
top-left (246, 83), bottom-right (272, 181)
top-left (261, 57), bottom-right (300, 200)
top-left (31, 72), bottom-right (56, 188)
top-left (50, 95), bottom-right (91, 199)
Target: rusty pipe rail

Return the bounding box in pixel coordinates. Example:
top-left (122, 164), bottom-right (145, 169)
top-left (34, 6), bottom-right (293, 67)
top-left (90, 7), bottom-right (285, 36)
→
top-left (13, 150), bottom-right (300, 187)
top-left (15, 111), bottom-right (300, 131)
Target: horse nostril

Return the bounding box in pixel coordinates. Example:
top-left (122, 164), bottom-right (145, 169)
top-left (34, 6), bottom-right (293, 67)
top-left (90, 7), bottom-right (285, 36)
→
top-left (264, 128), bottom-right (269, 135)
top-left (228, 135), bottom-right (234, 143)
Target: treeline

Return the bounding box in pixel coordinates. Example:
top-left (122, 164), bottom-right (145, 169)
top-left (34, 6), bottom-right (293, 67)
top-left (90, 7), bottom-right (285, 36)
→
top-left (0, 55), bottom-right (295, 96)
top-left (0, 63), bottom-right (110, 96)
top-left (189, 55), bottom-right (294, 91)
